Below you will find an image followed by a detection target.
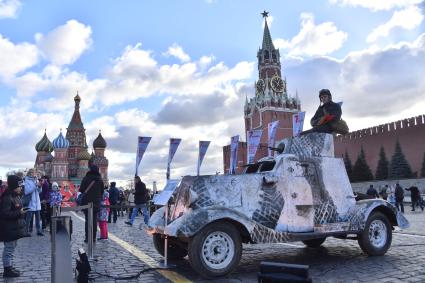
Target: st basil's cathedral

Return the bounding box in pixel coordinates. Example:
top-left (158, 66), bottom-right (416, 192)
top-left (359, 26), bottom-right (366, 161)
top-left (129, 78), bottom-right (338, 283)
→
top-left (34, 94), bottom-right (109, 187)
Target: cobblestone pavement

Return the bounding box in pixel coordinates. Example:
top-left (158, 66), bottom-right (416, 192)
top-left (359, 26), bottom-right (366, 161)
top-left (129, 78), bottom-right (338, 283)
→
top-left (0, 209), bottom-right (424, 282)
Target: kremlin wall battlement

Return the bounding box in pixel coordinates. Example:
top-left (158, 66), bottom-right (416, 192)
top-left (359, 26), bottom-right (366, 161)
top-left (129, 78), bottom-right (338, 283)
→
top-left (335, 115), bottom-right (425, 176)
top-left (335, 115), bottom-right (424, 141)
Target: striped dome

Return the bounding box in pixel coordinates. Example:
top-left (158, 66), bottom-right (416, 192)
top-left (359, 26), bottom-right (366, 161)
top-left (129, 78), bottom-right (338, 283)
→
top-left (35, 132), bottom-right (53, 153)
top-left (93, 131), bottom-right (107, 148)
top-left (78, 149), bottom-right (92, 160)
top-left (53, 131), bottom-right (70, 149)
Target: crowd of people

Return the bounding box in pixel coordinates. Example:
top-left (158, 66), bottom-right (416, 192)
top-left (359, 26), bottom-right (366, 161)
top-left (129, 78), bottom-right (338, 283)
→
top-left (366, 183), bottom-right (425, 213)
top-left (0, 164), bottom-right (153, 278)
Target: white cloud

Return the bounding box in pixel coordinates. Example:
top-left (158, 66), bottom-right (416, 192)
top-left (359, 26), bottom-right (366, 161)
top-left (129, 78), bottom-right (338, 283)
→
top-left (35, 20), bottom-right (92, 66)
top-left (100, 43), bottom-right (253, 106)
top-left (274, 13), bottom-right (348, 57)
top-left (0, 0), bottom-right (21, 18)
top-left (163, 43), bottom-right (191, 62)
top-left (0, 34), bottom-right (38, 79)
top-left (367, 6), bottom-right (424, 43)
top-left (329, 0), bottom-right (423, 11)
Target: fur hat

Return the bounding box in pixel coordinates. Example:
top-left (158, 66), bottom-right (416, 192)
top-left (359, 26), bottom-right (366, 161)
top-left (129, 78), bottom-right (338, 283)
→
top-left (7, 175), bottom-right (22, 191)
top-left (319, 89), bottom-right (332, 98)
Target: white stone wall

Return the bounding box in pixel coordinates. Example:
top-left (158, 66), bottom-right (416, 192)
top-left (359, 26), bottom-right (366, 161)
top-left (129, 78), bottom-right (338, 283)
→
top-left (351, 178), bottom-right (425, 196)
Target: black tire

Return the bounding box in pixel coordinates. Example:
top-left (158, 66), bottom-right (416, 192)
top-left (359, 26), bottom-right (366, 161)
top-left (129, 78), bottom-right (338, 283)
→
top-left (357, 211), bottom-right (392, 256)
top-left (302, 237), bottom-right (326, 248)
top-left (188, 222), bottom-right (242, 278)
top-left (153, 233), bottom-right (188, 260)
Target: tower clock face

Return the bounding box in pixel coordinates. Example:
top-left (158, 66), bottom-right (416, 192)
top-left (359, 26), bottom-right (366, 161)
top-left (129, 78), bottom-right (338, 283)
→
top-left (256, 79), bottom-right (265, 94)
top-left (271, 76), bottom-right (285, 93)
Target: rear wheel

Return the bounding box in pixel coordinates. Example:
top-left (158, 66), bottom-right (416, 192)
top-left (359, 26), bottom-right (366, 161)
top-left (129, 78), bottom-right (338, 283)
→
top-left (357, 211), bottom-right (392, 256)
top-left (302, 237), bottom-right (326, 248)
top-left (153, 233), bottom-right (188, 260)
top-left (188, 222), bottom-right (242, 278)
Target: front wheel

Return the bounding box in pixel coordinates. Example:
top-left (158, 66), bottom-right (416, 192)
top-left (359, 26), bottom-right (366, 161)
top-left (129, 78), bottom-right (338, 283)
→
top-left (153, 233), bottom-right (188, 260)
top-left (357, 211), bottom-right (392, 256)
top-left (188, 222), bottom-right (242, 278)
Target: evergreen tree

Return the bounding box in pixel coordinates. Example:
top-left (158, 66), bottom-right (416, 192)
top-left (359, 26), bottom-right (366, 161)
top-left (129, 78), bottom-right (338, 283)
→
top-left (375, 146), bottom-right (389, 180)
top-left (352, 146), bottom-right (374, 182)
top-left (388, 140), bottom-right (413, 179)
top-left (421, 152), bottom-right (425, 178)
top-left (343, 150), bottom-right (353, 182)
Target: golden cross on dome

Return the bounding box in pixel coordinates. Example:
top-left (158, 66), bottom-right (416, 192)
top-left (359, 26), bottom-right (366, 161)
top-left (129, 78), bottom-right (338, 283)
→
top-left (261, 10), bottom-right (269, 18)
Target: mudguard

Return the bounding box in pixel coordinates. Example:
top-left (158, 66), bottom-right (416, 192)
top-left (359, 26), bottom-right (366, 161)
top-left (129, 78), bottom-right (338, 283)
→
top-left (163, 206), bottom-right (255, 238)
top-left (347, 199), bottom-right (409, 230)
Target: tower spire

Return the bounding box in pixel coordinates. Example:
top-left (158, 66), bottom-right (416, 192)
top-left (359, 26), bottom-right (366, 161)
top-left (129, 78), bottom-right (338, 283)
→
top-left (261, 11), bottom-right (275, 50)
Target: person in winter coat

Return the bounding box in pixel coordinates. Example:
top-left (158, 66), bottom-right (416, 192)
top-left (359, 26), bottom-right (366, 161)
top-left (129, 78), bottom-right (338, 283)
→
top-left (366, 185), bottom-right (379, 198)
top-left (125, 176), bottom-right (150, 227)
top-left (49, 182), bottom-right (62, 216)
top-left (395, 183), bottom-right (404, 213)
top-left (24, 168), bottom-right (43, 236)
top-left (40, 176), bottom-right (51, 231)
top-left (386, 185), bottom-right (396, 205)
top-left (107, 182), bottom-right (119, 223)
top-left (405, 186), bottom-right (424, 211)
top-left (79, 165), bottom-right (103, 242)
top-left (127, 189), bottom-right (135, 220)
top-left (301, 89), bottom-right (343, 135)
top-left (98, 191), bottom-right (110, 240)
top-left (0, 175), bottom-right (27, 278)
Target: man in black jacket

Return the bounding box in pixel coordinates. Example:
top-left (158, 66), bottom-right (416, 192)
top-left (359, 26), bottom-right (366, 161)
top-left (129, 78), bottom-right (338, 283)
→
top-left (406, 186), bottom-right (424, 211)
top-left (366, 185), bottom-right (379, 198)
top-left (301, 89), bottom-right (342, 135)
top-left (0, 175), bottom-right (27, 278)
top-left (108, 182), bottom-right (119, 223)
top-left (125, 176), bottom-right (150, 227)
top-left (79, 165), bottom-right (103, 242)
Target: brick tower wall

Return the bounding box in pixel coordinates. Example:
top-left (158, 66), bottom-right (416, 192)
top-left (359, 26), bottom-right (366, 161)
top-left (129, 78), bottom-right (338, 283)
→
top-left (334, 115), bottom-right (425, 176)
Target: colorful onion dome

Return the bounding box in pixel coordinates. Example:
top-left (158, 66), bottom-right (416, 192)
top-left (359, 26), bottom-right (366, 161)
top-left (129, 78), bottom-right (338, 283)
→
top-left (35, 131), bottom-right (54, 153)
top-left (93, 131), bottom-right (107, 148)
top-left (78, 148), bottom-right (91, 160)
top-left (52, 131), bottom-right (70, 149)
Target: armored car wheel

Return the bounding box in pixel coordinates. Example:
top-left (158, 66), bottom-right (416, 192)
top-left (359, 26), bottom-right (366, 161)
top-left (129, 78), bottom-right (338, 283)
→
top-left (153, 233), bottom-right (188, 260)
top-left (188, 222), bottom-right (242, 278)
top-left (302, 237), bottom-right (326, 248)
top-left (358, 211), bottom-right (392, 256)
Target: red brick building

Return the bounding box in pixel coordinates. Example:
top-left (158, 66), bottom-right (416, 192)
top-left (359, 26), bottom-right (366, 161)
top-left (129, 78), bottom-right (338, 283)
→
top-left (334, 116), bottom-right (425, 177)
top-left (223, 13), bottom-right (301, 173)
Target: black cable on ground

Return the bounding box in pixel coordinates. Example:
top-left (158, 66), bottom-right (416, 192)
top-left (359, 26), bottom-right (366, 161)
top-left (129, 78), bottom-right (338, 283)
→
top-left (88, 267), bottom-right (164, 281)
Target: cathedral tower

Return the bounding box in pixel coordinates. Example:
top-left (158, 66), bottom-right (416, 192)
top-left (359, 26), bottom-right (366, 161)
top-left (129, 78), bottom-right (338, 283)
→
top-left (66, 93), bottom-right (88, 179)
top-left (52, 130), bottom-right (70, 181)
top-left (92, 131), bottom-right (109, 184)
top-left (224, 11), bottom-right (302, 174)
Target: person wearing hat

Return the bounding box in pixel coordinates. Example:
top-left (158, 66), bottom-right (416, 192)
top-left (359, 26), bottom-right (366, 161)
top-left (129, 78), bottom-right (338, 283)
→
top-left (79, 165), bottom-right (103, 242)
top-left (301, 89), bottom-right (343, 135)
top-left (0, 175), bottom-right (27, 278)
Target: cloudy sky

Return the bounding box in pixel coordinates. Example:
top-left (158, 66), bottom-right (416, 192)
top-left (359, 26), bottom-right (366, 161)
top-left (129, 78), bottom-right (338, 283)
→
top-left (0, 0), bottom-right (424, 188)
